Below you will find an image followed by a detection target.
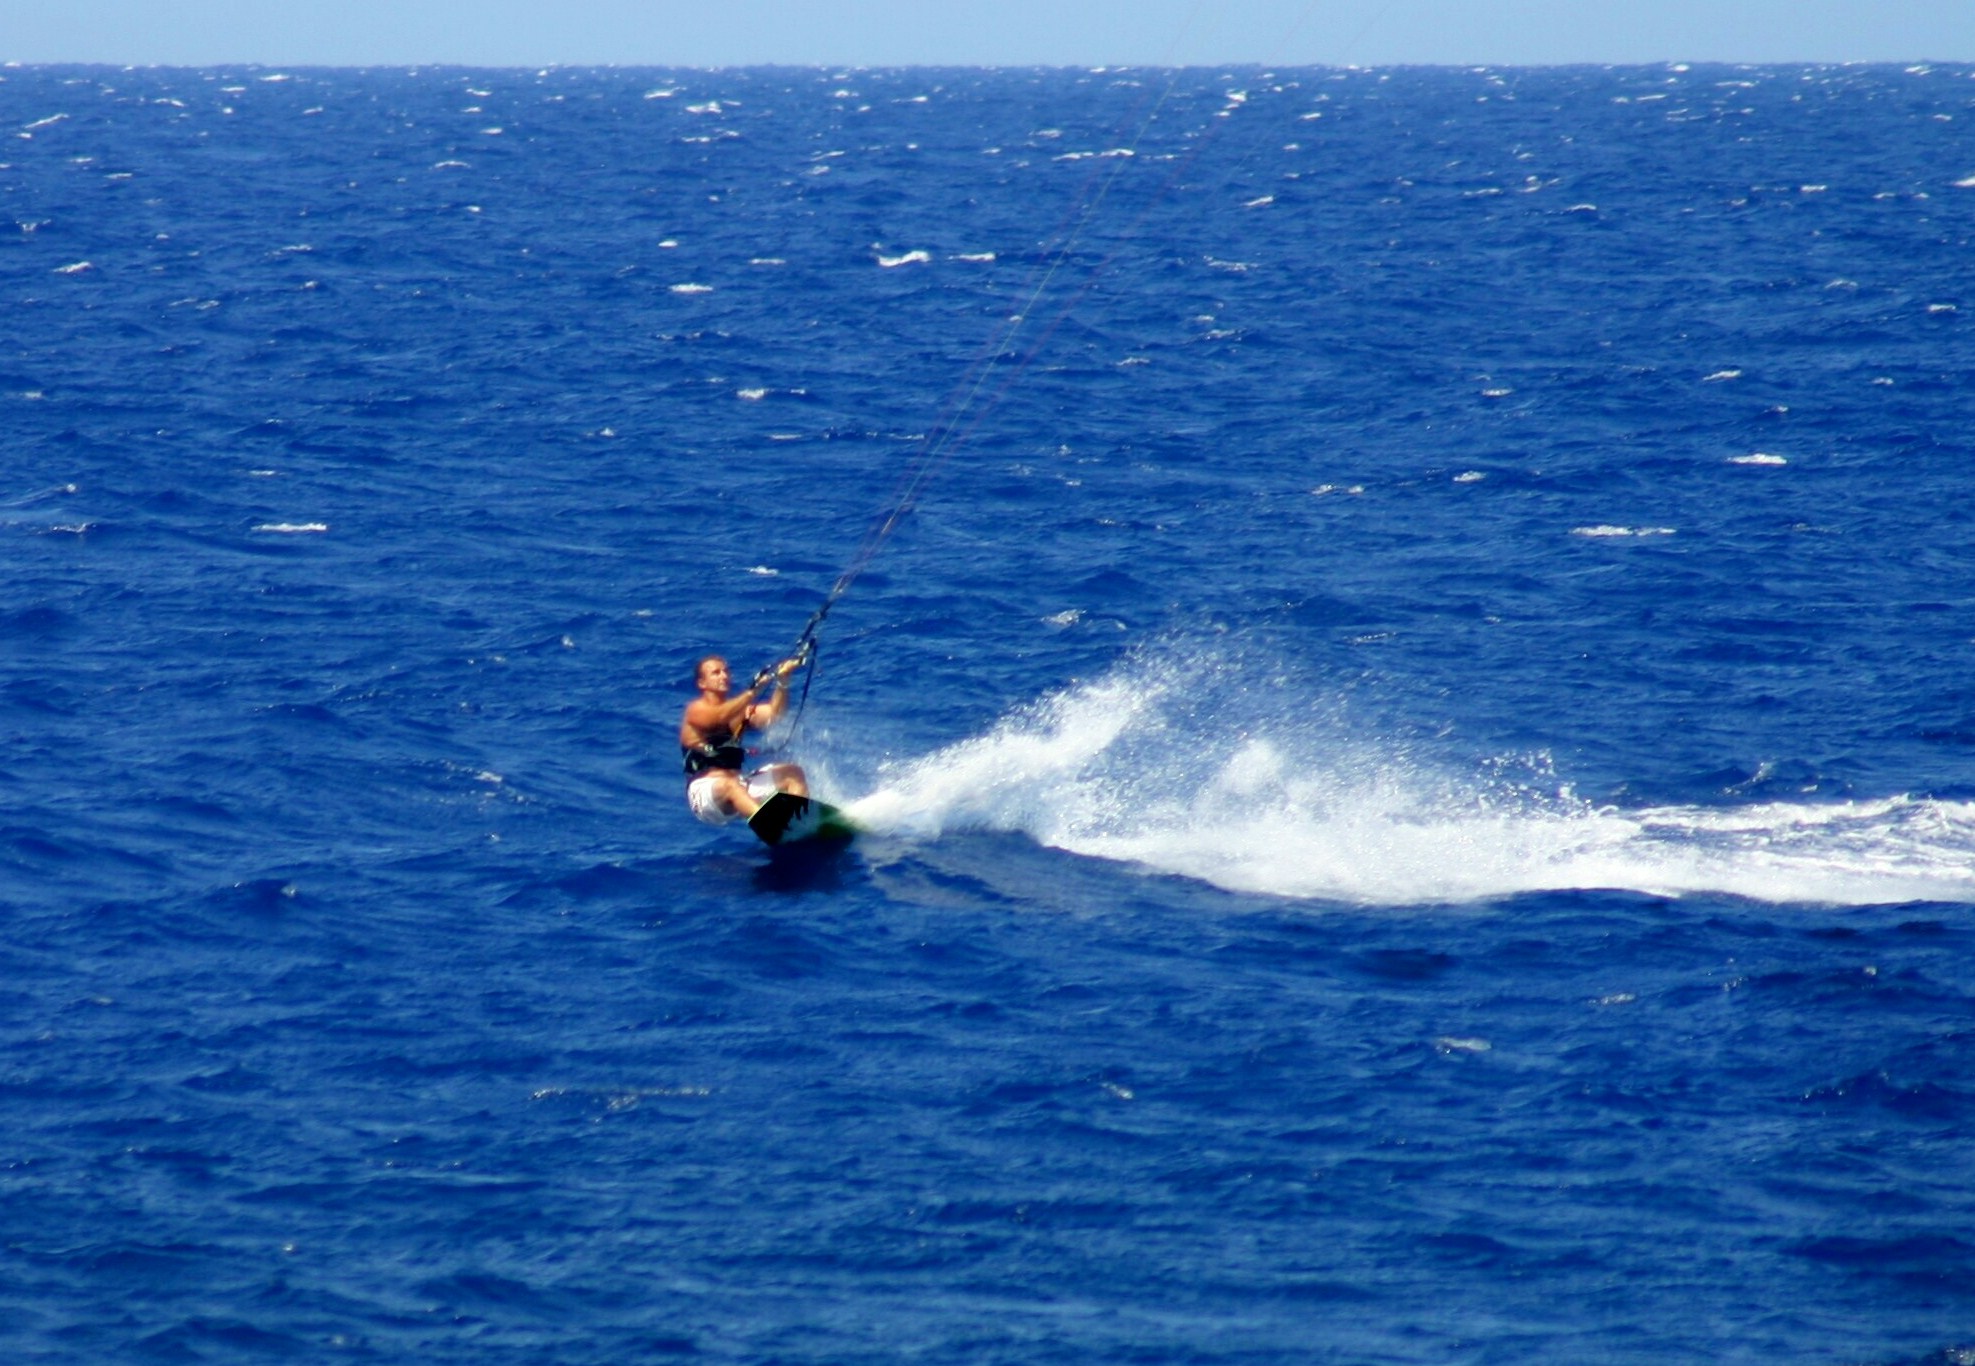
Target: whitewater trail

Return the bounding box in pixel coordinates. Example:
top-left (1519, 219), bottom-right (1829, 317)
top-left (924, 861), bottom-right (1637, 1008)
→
top-left (836, 657), bottom-right (1975, 908)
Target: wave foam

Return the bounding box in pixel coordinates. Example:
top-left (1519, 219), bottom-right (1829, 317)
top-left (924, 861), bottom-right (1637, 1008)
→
top-left (835, 654), bottom-right (1975, 907)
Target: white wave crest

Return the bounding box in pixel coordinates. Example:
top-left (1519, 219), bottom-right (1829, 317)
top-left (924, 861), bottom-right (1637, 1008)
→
top-left (1572, 525), bottom-right (1676, 538)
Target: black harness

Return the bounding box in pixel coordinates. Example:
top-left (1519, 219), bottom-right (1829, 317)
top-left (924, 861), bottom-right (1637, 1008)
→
top-left (684, 654), bottom-right (805, 781)
top-left (682, 725), bottom-right (746, 779)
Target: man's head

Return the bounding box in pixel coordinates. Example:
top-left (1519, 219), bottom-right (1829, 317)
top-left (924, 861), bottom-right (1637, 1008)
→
top-left (695, 655), bottom-right (730, 691)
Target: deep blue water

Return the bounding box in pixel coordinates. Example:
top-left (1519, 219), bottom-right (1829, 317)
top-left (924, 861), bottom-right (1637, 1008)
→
top-left (5, 62), bottom-right (1975, 1363)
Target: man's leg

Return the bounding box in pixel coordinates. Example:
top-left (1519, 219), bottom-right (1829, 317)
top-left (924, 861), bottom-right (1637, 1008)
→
top-left (712, 770), bottom-right (764, 818)
top-left (758, 763), bottom-right (808, 798)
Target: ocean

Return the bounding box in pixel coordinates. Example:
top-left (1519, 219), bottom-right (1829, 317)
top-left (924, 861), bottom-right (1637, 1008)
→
top-left (4, 61), bottom-right (1974, 1362)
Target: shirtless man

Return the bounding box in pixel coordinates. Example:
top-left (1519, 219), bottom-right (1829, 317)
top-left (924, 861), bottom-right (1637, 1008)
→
top-left (679, 653), bottom-right (809, 824)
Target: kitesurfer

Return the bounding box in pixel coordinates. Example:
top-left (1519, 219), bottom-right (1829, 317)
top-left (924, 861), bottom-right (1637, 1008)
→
top-left (679, 653), bottom-right (809, 824)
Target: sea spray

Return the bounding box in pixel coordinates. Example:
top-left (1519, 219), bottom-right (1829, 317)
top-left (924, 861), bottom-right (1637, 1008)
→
top-left (842, 666), bottom-right (1163, 840)
top-left (833, 648), bottom-right (1975, 907)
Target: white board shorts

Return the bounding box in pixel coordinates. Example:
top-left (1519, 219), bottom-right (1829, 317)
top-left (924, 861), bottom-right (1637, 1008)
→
top-left (685, 767), bottom-right (788, 826)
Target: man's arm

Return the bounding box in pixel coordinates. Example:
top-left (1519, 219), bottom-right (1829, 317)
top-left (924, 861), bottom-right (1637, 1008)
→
top-left (745, 656), bottom-right (807, 729)
top-left (683, 684), bottom-right (763, 741)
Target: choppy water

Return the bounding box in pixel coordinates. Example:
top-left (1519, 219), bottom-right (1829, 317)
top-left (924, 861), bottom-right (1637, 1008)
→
top-left (4, 62), bottom-right (1975, 1363)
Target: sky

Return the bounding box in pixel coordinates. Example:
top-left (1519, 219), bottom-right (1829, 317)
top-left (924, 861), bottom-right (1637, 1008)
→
top-left (2, 0), bottom-right (1972, 68)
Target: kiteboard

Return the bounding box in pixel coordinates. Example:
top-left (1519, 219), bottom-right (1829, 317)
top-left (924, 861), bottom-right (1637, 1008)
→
top-left (746, 791), bottom-right (858, 848)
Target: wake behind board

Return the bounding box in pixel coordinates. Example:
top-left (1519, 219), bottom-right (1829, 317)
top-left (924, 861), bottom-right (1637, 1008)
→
top-left (747, 792), bottom-right (858, 848)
